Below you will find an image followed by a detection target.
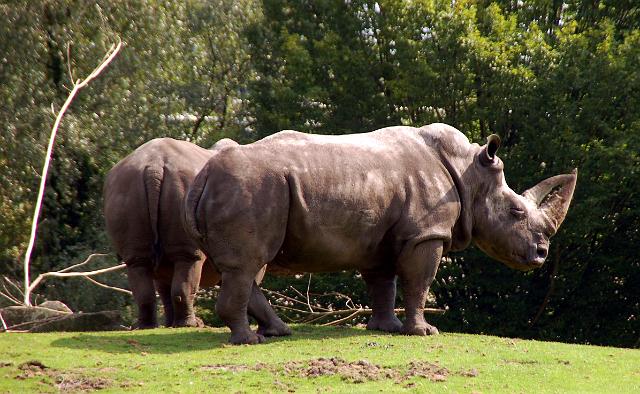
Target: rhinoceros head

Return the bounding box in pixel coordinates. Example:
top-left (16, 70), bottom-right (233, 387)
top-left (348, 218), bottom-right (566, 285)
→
top-left (470, 135), bottom-right (577, 271)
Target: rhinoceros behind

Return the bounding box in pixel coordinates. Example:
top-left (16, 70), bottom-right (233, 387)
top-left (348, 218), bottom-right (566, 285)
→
top-left (104, 137), bottom-right (289, 334)
top-left (184, 123), bottom-right (577, 344)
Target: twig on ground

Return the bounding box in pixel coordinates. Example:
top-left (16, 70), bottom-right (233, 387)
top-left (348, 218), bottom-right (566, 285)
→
top-left (264, 284), bottom-right (444, 326)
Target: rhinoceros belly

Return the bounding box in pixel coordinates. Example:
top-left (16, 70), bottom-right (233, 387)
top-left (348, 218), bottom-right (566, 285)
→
top-left (270, 169), bottom-right (401, 272)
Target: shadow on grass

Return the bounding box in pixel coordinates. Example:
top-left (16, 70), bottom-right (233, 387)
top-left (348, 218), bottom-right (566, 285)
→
top-left (49, 325), bottom-right (376, 354)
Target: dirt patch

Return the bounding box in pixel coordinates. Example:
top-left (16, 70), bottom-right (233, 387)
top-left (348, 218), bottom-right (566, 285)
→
top-left (55, 375), bottom-right (111, 391)
top-left (405, 361), bottom-right (449, 382)
top-left (502, 359), bottom-right (539, 365)
top-left (16, 360), bottom-right (49, 379)
top-left (280, 358), bottom-right (479, 384)
top-left (199, 364), bottom-right (252, 373)
top-left (14, 360), bottom-right (111, 391)
top-left (284, 357), bottom-right (398, 383)
top-left (459, 368), bottom-right (479, 377)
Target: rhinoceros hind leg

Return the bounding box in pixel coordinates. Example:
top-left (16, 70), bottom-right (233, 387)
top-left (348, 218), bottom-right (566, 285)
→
top-left (127, 259), bottom-right (158, 329)
top-left (155, 280), bottom-right (174, 327)
top-left (171, 258), bottom-right (205, 327)
top-left (362, 269), bottom-right (402, 333)
top-left (397, 239), bottom-right (442, 336)
top-left (248, 282), bottom-right (291, 337)
top-left (217, 270), bottom-right (265, 344)
top-left (368, 316), bottom-right (403, 333)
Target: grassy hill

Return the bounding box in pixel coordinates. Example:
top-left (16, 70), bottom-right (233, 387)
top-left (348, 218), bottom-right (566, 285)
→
top-left (1, 325), bottom-right (638, 393)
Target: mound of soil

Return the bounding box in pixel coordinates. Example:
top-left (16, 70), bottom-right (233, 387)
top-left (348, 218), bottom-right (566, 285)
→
top-left (284, 357), bottom-right (397, 383)
top-left (282, 357), bottom-right (455, 383)
top-left (14, 360), bottom-right (112, 391)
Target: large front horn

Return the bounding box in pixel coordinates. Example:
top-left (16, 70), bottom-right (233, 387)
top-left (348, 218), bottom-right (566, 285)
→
top-left (523, 169), bottom-right (578, 234)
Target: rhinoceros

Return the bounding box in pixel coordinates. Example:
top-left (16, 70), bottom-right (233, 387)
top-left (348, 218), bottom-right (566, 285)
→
top-left (104, 137), bottom-right (289, 334)
top-left (184, 123), bottom-right (577, 344)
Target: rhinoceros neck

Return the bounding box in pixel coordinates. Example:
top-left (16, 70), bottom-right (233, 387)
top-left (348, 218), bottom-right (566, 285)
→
top-left (418, 124), bottom-right (477, 252)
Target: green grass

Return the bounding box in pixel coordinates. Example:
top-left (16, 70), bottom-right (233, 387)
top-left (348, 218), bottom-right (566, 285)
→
top-left (1, 325), bottom-right (638, 393)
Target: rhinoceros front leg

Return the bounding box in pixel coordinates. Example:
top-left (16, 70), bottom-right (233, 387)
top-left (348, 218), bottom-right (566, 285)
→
top-left (217, 270), bottom-right (265, 344)
top-left (248, 281), bottom-right (291, 337)
top-left (126, 259), bottom-right (158, 329)
top-left (361, 269), bottom-right (402, 332)
top-left (397, 239), bottom-right (442, 336)
top-left (171, 257), bottom-right (205, 327)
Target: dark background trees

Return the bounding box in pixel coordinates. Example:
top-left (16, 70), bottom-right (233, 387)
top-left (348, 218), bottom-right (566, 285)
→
top-left (1, 0), bottom-right (638, 347)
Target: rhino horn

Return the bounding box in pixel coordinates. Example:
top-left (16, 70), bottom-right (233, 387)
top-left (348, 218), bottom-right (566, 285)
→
top-left (523, 169), bottom-right (578, 234)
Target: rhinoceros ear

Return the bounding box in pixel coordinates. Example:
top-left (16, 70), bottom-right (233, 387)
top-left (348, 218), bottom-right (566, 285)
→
top-left (479, 134), bottom-right (501, 166)
top-left (523, 169), bottom-right (578, 234)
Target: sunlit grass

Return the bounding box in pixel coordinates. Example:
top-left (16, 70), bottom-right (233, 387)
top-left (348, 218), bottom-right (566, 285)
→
top-left (1, 325), bottom-right (638, 393)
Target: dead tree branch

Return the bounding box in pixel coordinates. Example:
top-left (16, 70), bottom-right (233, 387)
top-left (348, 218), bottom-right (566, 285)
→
top-left (261, 282), bottom-right (445, 326)
top-left (0, 311), bottom-right (7, 331)
top-left (82, 275), bottom-right (132, 296)
top-left (22, 39), bottom-right (122, 305)
top-left (27, 263), bottom-right (127, 298)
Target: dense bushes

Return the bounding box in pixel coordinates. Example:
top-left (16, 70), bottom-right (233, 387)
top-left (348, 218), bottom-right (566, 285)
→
top-left (1, 0), bottom-right (637, 347)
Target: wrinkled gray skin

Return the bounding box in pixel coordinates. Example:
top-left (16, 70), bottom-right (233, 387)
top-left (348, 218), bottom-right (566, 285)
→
top-left (185, 123), bottom-right (577, 344)
top-left (104, 138), bottom-right (288, 335)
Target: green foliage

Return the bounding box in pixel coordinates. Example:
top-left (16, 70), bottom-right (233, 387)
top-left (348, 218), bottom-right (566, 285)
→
top-left (1, 1), bottom-right (638, 347)
top-left (0, 0), bottom-right (258, 310)
top-left (0, 328), bottom-right (638, 392)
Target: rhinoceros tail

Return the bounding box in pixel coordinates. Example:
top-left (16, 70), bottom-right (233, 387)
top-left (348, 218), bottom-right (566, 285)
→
top-left (184, 163), bottom-right (209, 244)
top-left (143, 165), bottom-right (164, 267)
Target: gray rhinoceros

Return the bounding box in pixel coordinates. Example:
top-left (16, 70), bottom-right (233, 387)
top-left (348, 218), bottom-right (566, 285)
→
top-left (104, 137), bottom-right (288, 334)
top-left (184, 123), bottom-right (577, 344)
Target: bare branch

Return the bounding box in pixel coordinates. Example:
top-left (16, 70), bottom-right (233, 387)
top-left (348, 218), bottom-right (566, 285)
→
top-left (306, 274), bottom-right (313, 312)
top-left (262, 288), bottom-right (331, 312)
top-left (0, 311), bottom-right (7, 331)
top-left (57, 253), bottom-right (110, 273)
top-left (66, 42), bottom-right (74, 84)
top-left (289, 285), bottom-right (308, 300)
top-left (3, 276), bottom-right (24, 298)
top-left (321, 309), bottom-right (363, 327)
top-left (0, 289), bottom-right (21, 306)
top-left (27, 263), bottom-right (126, 296)
top-left (22, 38), bottom-right (122, 305)
top-left (82, 275), bottom-right (132, 295)
top-left (218, 276), bottom-right (445, 328)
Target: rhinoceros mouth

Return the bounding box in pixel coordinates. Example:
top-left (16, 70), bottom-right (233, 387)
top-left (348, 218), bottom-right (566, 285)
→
top-left (506, 252), bottom-right (545, 271)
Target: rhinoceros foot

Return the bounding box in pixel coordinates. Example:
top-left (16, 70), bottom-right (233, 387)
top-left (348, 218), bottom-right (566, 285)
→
top-left (257, 321), bottom-right (292, 337)
top-left (173, 316), bottom-right (205, 328)
top-left (230, 330), bottom-right (266, 345)
top-left (366, 315), bottom-right (403, 333)
top-left (132, 321), bottom-right (158, 330)
top-left (401, 322), bottom-right (439, 336)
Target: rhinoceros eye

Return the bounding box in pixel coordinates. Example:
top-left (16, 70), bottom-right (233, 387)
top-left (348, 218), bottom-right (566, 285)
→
top-left (510, 207), bottom-right (526, 220)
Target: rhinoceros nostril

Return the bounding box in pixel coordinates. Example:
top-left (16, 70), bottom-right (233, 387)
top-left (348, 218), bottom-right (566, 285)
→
top-left (536, 246), bottom-right (548, 259)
